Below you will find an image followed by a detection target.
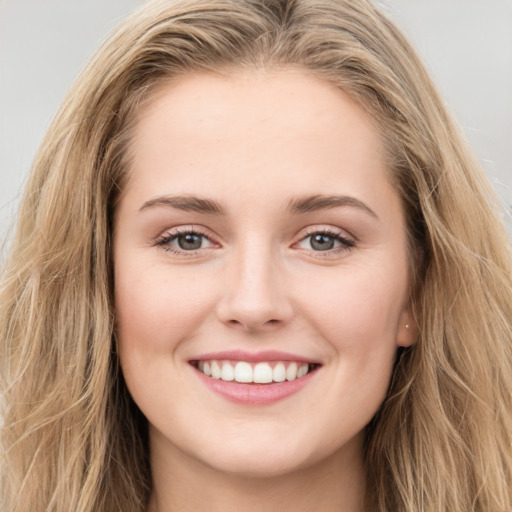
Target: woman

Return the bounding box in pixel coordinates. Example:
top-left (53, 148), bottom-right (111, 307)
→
top-left (1, 0), bottom-right (511, 511)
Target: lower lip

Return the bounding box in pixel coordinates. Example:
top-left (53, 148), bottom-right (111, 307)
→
top-left (192, 366), bottom-right (318, 405)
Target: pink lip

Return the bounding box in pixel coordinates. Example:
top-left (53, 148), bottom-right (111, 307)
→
top-left (193, 369), bottom-right (317, 405)
top-left (190, 349), bottom-right (321, 364)
top-left (190, 356), bottom-right (320, 405)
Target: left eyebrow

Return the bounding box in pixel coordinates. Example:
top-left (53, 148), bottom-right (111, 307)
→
top-left (286, 194), bottom-right (378, 219)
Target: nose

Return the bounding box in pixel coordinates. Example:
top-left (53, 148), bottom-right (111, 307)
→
top-left (215, 242), bottom-right (294, 332)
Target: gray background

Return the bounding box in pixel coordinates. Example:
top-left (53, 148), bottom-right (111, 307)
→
top-left (1, 0), bottom-right (511, 243)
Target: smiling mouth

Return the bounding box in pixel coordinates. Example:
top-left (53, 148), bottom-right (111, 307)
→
top-left (191, 360), bottom-right (321, 384)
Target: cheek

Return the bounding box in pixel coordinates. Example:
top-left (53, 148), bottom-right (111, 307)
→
top-left (299, 266), bottom-right (405, 346)
top-left (114, 260), bottom-right (213, 413)
top-left (294, 262), bottom-right (406, 404)
top-left (114, 260), bottom-right (215, 353)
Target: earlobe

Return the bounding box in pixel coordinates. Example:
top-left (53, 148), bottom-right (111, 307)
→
top-left (397, 310), bottom-right (418, 347)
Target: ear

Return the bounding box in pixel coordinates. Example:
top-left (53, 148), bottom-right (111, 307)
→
top-left (396, 303), bottom-right (418, 348)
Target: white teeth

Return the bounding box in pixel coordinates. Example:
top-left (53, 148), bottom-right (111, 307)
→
top-left (211, 361), bottom-right (221, 379)
top-left (286, 362), bottom-right (298, 381)
top-left (197, 359), bottom-right (316, 383)
top-left (273, 362), bottom-right (286, 382)
top-left (221, 361), bottom-right (234, 381)
top-left (297, 363), bottom-right (308, 378)
top-left (253, 362), bottom-right (273, 383)
top-left (234, 361), bottom-right (253, 383)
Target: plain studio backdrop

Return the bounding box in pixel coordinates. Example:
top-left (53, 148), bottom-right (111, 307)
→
top-left (0, 0), bottom-right (511, 243)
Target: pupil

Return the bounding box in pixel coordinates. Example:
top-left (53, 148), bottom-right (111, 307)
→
top-left (311, 234), bottom-right (334, 251)
top-left (178, 234), bottom-right (202, 250)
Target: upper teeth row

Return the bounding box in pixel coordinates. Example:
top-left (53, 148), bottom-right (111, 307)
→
top-left (197, 360), bottom-right (310, 384)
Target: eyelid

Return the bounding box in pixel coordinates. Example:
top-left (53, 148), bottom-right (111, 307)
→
top-left (153, 224), bottom-right (356, 257)
top-left (292, 225), bottom-right (356, 255)
top-left (300, 224), bottom-right (355, 238)
top-left (155, 225), bottom-right (220, 254)
top-left (297, 225), bottom-right (356, 242)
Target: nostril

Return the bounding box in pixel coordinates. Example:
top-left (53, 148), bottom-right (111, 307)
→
top-left (225, 317), bottom-right (282, 331)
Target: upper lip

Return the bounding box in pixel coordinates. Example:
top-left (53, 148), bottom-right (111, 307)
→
top-left (189, 350), bottom-right (322, 365)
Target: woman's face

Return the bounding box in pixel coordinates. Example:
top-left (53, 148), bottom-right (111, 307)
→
top-left (114, 70), bottom-right (416, 477)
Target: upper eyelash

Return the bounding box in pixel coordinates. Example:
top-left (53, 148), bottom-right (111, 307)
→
top-left (154, 226), bottom-right (355, 255)
top-left (155, 227), bottom-right (213, 253)
top-left (299, 227), bottom-right (356, 249)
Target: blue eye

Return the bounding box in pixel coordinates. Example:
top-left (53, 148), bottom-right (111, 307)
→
top-left (309, 233), bottom-right (336, 251)
top-left (175, 233), bottom-right (204, 250)
top-left (298, 230), bottom-right (355, 252)
top-left (157, 229), bottom-right (214, 253)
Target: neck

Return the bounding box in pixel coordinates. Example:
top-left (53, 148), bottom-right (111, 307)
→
top-left (147, 429), bottom-right (366, 512)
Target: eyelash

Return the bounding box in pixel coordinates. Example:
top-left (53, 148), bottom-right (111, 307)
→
top-left (296, 227), bottom-right (356, 256)
top-left (155, 227), bottom-right (214, 255)
top-left (155, 226), bottom-right (356, 256)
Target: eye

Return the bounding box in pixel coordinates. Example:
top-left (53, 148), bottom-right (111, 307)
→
top-left (156, 227), bottom-right (216, 254)
top-left (296, 229), bottom-right (355, 253)
top-left (308, 233), bottom-right (338, 251)
top-left (174, 233), bottom-right (205, 250)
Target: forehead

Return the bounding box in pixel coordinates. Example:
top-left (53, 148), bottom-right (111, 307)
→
top-left (133, 69), bottom-right (384, 156)
top-left (122, 70), bottom-right (396, 218)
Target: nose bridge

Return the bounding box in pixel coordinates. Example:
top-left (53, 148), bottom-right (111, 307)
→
top-left (216, 235), bottom-right (292, 331)
top-left (238, 237), bottom-right (272, 290)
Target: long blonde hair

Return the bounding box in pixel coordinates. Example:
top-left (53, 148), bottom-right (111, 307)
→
top-left (1, 1), bottom-right (511, 510)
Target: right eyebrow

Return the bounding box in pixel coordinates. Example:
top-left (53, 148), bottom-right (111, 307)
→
top-left (139, 195), bottom-right (226, 215)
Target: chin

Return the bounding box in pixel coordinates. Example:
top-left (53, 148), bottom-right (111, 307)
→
top-left (200, 449), bottom-right (315, 479)
top-left (188, 428), bottom-right (340, 480)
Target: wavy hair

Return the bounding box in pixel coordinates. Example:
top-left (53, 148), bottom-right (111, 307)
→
top-left (1, 0), bottom-right (511, 510)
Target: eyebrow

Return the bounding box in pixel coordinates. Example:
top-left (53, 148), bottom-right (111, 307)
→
top-left (139, 193), bottom-right (377, 218)
top-left (139, 195), bottom-right (226, 215)
top-left (286, 194), bottom-right (378, 218)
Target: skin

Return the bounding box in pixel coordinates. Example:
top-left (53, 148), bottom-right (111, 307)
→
top-left (113, 69), bottom-right (416, 512)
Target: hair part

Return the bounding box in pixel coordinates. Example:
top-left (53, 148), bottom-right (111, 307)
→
top-left (1, 1), bottom-right (511, 511)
